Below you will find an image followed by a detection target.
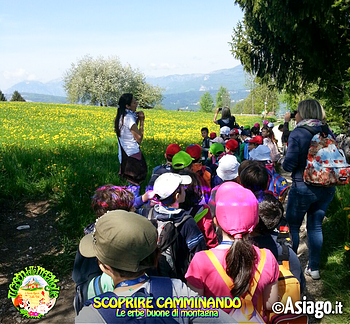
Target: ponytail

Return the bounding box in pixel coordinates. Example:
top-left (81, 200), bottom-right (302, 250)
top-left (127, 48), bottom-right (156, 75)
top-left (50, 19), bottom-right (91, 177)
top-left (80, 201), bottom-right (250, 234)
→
top-left (225, 234), bottom-right (257, 297)
top-left (114, 93), bottom-right (133, 137)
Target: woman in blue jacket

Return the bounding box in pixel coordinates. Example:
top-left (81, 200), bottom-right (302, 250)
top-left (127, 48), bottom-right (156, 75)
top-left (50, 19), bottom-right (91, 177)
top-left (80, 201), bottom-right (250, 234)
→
top-left (282, 99), bottom-right (335, 280)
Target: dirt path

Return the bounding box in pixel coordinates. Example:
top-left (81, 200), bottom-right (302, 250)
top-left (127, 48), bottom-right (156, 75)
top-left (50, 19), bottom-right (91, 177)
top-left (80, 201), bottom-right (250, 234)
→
top-left (0, 173), bottom-right (323, 323)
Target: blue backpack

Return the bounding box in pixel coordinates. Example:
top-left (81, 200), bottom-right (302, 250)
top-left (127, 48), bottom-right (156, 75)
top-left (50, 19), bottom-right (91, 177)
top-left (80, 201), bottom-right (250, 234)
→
top-left (84, 276), bottom-right (177, 323)
top-left (266, 168), bottom-right (289, 202)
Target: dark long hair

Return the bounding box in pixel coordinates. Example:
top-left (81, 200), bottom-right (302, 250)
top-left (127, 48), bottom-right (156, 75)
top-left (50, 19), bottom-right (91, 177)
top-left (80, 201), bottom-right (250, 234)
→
top-left (225, 234), bottom-right (257, 297)
top-left (114, 93), bottom-right (133, 137)
top-left (178, 170), bottom-right (203, 211)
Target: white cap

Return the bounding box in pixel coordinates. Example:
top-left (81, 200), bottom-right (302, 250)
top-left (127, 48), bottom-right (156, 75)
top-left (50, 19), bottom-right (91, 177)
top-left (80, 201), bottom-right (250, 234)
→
top-left (220, 126), bottom-right (231, 136)
top-left (267, 122), bottom-right (274, 128)
top-left (153, 173), bottom-right (192, 200)
top-left (211, 137), bottom-right (225, 144)
top-left (249, 145), bottom-right (271, 161)
top-left (216, 155), bottom-right (239, 181)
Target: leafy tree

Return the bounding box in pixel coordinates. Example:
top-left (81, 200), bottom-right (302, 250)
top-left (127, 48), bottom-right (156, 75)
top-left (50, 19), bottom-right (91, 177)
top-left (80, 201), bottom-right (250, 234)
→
top-left (199, 92), bottom-right (214, 112)
top-left (64, 55), bottom-right (163, 107)
top-left (11, 91), bottom-right (25, 102)
top-left (0, 90), bottom-right (6, 101)
top-left (216, 86), bottom-right (231, 108)
top-left (230, 0), bottom-right (350, 129)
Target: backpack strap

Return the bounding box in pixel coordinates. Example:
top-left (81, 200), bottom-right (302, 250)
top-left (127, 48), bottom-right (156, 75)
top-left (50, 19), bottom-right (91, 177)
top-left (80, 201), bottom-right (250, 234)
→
top-left (92, 275), bottom-right (103, 296)
top-left (194, 208), bottom-right (209, 224)
top-left (149, 276), bottom-right (173, 301)
top-left (205, 249), bottom-right (266, 321)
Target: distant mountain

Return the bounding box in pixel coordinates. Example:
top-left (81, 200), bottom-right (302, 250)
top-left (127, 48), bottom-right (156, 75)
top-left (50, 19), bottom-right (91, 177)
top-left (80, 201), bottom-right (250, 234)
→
top-left (5, 79), bottom-right (65, 97)
top-left (4, 65), bottom-right (249, 109)
top-left (146, 65), bottom-right (250, 110)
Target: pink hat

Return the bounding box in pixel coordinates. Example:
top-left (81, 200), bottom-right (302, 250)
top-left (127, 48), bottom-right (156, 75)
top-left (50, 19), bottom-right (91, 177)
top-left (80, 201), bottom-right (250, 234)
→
top-left (254, 123), bottom-right (260, 128)
top-left (263, 120), bottom-right (269, 126)
top-left (215, 182), bottom-right (258, 238)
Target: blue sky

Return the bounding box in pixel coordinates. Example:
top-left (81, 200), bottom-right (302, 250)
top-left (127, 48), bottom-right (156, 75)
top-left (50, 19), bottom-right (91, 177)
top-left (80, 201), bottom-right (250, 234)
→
top-left (0, 1), bottom-right (243, 90)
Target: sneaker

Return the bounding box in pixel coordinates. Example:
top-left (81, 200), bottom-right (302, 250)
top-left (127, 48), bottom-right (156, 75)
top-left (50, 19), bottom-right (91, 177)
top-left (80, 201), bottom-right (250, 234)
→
top-left (305, 266), bottom-right (320, 280)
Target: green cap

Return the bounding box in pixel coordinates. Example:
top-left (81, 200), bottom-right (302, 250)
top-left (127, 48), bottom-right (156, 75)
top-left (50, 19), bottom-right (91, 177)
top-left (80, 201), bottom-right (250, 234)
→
top-left (244, 125), bottom-right (251, 129)
top-left (209, 143), bottom-right (225, 157)
top-left (79, 210), bottom-right (157, 272)
top-left (172, 151), bottom-right (194, 170)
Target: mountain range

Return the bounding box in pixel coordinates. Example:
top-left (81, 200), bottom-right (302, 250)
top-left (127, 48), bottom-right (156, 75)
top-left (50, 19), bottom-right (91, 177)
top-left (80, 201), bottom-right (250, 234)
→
top-left (4, 65), bottom-right (250, 110)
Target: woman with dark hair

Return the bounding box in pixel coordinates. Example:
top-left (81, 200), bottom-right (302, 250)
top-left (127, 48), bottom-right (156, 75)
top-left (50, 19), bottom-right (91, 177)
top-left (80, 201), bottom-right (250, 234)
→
top-left (185, 182), bottom-right (279, 321)
top-left (114, 93), bottom-right (147, 195)
top-left (261, 125), bottom-right (280, 162)
top-left (283, 99), bottom-right (335, 280)
top-left (213, 106), bottom-right (237, 129)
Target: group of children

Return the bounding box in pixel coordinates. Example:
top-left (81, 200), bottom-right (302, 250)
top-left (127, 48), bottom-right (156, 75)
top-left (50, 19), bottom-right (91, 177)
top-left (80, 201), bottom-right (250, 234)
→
top-left (73, 121), bottom-right (306, 324)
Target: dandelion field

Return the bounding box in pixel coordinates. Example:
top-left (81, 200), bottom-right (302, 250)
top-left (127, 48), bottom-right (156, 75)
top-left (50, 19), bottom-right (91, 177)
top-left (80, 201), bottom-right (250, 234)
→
top-left (0, 102), bottom-right (261, 238)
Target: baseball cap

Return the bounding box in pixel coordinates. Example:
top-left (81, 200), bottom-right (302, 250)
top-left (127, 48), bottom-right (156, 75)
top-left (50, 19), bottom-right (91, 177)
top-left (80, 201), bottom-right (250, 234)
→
top-left (153, 173), bottom-right (192, 200)
top-left (172, 151), bottom-right (194, 170)
top-left (209, 132), bottom-right (217, 139)
top-left (267, 122), bottom-right (274, 128)
top-left (216, 155), bottom-right (239, 181)
top-left (249, 145), bottom-right (271, 161)
top-left (254, 123), bottom-right (260, 128)
top-left (79, 210), bottom-right (157, 272)
top-left (229, 128), bottom-right (239, 135)
top-left (220, 126), bottom-right (231, 136)
top-left (225, 139), bottom-right (239, 152)
top-left (212, 137), bottom-right (225, 145)
top-left (215, 182), bottom-right (258, 237)
top-left (186, 144), bottom-right (202, 161)
top-left (248, 135), bottom-right (263, 145)
top-left (209, 143), bottom-right (225, 157)
top-left (165, 143), bottom-right (181, 161)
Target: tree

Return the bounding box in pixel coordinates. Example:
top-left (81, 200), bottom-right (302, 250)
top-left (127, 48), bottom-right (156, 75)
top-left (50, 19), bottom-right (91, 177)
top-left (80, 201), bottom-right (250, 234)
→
top-left (230, 0), bottom-right (350, 129)
top-left (64, 55), bottom-right (163, 107)
top-left (0, 90), bottom-right (6, 101)
top-left (199, 92), bottom-right (214, 112)
top-left (216, 86), bottom-right (231, 108)
top-left (11, 91), bottom-right (25, 102)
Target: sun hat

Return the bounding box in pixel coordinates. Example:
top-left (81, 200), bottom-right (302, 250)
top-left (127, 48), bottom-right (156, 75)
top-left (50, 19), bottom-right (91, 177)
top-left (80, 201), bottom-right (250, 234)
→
top-left (225, 139), bottom-right (239, 152)
top-left (172, 151), bottom-right (194, 170)
top-left (248, 135), bottom-right (263, 145)
top-left (165, 143), bottom-right (181, 160)
top-left (209, 132), bottom-right (217, 139)
top-left (186, 144), bottom-right (202, 161)
top-left (216, 155), bottom-right (239, 181)
top-left (209, 143), bottom-right (225, 157)
top-left (211, 137), bottom-right (225, 145)
top-left (153, 172), bottom-right (192, 200)
top-left (220, 126), bottom-right (231, 136)
top-left (215, 182), bottom-right (258, 238)
top-left (79, 210), bottom-right (157, 272)
top-left (267, 122), bottom-right (274, 128)
top-left (249, 145), bottom-right (271, 161)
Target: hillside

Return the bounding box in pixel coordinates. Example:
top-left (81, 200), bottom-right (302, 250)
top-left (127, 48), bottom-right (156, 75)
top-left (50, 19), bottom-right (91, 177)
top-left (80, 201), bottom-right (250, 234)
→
top-left (4, 65), bottom-right (249, 110)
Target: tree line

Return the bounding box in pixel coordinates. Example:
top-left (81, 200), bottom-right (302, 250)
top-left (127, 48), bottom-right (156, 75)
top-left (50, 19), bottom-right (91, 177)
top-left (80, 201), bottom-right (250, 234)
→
top-left (0, 90), bottom-right (26, 102)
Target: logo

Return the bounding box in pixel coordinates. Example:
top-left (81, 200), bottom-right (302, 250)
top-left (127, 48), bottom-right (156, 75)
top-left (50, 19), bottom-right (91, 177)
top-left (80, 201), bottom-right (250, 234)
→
top-left (8, 266), bottom-right (60, 319)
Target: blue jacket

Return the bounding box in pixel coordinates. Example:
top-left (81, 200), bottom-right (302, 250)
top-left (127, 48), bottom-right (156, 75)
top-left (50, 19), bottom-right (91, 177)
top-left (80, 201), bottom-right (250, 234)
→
top-left (282, 125), bottom-right (324, 183)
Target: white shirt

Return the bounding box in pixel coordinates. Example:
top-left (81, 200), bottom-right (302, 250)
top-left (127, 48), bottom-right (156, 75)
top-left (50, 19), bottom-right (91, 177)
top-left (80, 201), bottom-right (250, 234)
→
top-left (118, 109), bottom-right (140, 162)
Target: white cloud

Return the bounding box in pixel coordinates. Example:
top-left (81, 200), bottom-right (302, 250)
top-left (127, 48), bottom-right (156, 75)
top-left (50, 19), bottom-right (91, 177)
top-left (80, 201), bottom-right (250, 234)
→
top-left (2, 68), bottom-right (37, 81)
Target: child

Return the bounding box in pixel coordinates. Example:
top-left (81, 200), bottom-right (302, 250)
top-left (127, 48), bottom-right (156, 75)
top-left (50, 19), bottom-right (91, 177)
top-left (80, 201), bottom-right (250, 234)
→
top-left (247, 135), bottom-right (263, 152)
top-left (146, 143), bottom-right (181, 191)
top-left (72, 185), bottom-right (135, 314)
top-left (224, 139), bottom-right (240, 161)
top-left (185, 182), bottom-right (279, 321)
top-left (251, 192), bottom-right (305, 293)
top-left (201, 127), bottom-right (210, 161)
top-left (220, 126), bottom-right (231, 143)
top-left (139, 172), bottom-right (207, 280)
top-left (238, 160), bottom-right (269, 193)
top-left (212, 154), bottom-right (240, 187)
top-left (205, 143), bottom-right (225, 177)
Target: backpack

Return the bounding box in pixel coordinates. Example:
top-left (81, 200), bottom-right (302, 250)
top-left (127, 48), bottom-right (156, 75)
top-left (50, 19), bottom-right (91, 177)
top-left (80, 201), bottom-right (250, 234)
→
top-left (205, 249), bottom-right (267, 323)
top-left (148, 209), bottom-right (192, 280)
top-left (72, 248), bottom-right (102, 315)
top-left (266, 168), bottom-right (289, 202)
top-left (301, 125), bottom-right (350, 186)
top-left (84, 276), bottom-right (177, 323)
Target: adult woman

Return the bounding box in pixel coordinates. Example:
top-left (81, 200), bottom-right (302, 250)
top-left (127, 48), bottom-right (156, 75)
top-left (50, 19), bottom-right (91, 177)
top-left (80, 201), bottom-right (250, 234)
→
top-left (213, 107), bottom-right (237, 129)
top-left (114, 93), bottom-right (147, 194)
top-left (185, 182), bottom-right (279, 321)
top-left (261, 125), bottom-right (280, 162)
top-left (283, 99), bottom-right (335, 280)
